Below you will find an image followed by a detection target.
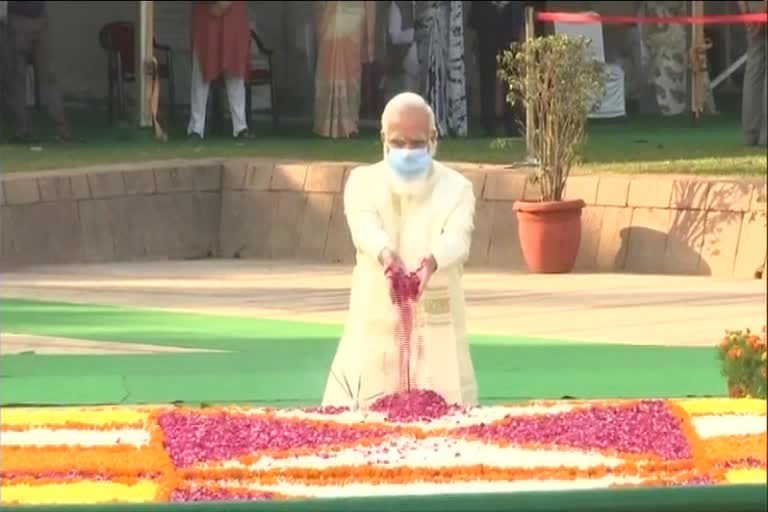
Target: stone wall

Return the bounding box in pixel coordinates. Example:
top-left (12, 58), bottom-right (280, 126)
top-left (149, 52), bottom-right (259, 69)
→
top-left (0, 161), bottom-right (222, 269)
top-left (1, 160), bottom-right (765, 278)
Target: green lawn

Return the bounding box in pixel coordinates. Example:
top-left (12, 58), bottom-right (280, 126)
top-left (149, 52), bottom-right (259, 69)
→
top-left (1, 103), bottom-right (766, 175)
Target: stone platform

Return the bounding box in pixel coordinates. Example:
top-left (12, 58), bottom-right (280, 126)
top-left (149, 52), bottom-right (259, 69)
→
top-left (0, 159), bottom-right (765, 277)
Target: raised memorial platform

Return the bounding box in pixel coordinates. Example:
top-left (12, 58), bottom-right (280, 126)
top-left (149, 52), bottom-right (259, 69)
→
top-left (0, 159), bottom-right (765, 278)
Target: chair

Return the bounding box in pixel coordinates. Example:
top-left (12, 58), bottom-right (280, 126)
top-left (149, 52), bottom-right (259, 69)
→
top-left (98, 21), bottom-right (175, 125)
top-left (210, 29), bottom-right (278, 134)
top-left (246, 29), bottom-right (278, 130)
top-left (553, 13), bottom-right (626, 119)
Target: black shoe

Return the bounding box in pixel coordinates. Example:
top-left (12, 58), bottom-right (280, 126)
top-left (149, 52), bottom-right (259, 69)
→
top-left (187, 132), bottom-right (203, 142)
top-left (235, 129), bottom-right (253, 140)
top-left (9, 133), bottom-right (39, 145)
top-left (54, 131), bottom-right (78, 143)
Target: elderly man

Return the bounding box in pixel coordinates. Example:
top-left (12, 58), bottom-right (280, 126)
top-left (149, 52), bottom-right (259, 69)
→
top-left (322, 92), bottom-right (478, 409)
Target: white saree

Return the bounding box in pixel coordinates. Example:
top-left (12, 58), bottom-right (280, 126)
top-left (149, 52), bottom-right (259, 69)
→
top-left (322, 160), bottom-right (478, 408)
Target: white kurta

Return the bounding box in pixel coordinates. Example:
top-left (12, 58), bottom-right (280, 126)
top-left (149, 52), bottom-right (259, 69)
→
top-left (322, 160), bottom-right (478, 409)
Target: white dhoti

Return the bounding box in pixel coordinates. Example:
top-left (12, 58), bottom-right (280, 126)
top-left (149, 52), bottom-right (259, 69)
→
top-left (187, 52), bottom-right (248, 138)
top-left (322, 161), bottom-right (478, 408)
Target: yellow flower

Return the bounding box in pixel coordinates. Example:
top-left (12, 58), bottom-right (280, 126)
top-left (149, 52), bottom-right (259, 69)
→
top-left (675, 398), bottom-right (767, 416)
top-left (726, 468), bottom-right (768, 485)
top-left (1, 407), bottom-right (149, 429)
top-left (1, 481), bottom-right (159, 505)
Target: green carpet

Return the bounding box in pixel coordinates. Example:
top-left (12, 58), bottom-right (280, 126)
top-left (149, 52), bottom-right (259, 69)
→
top-left (9, 485), bottom-right (768, 512)
top-left (0, 298), bottom-right (726, 406)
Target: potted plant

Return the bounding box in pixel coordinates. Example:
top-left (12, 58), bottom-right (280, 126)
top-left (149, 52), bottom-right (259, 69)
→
top-left (498, 35), bottom-right (605, 273)
top-left (717, 327), bottom-right (767, 399)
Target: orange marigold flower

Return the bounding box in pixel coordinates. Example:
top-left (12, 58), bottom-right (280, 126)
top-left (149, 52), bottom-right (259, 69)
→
top-left (747, 335), bottom-right (763, 349)
top-left (728, 347), bottom-right (743, 359)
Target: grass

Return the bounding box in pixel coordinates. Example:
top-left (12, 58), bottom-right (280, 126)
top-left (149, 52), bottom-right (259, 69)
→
top-left (1, 99), bottom-right (766, 176)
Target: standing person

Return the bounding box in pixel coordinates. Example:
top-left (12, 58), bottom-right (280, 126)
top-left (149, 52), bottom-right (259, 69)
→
top-left (738, 0), bottom-right (767, 147)
top-left (188, 1), bottom-right (251, 140)
top-left (642, 1), bottom-right (689, 116)
top-left (6, 0), bottom-right (71, 143)
top-left (383, 1), bottom-right (419, 101)
top-left (415, 1), bottom-right (467, 138)
top-left (468, 1), bottom-right (525, 136)
top-left (322, 92), bottom-right (478, 408)
top-left (313, 1), bottom-right (376, 139)
top-left (1, 0), bottom-right (8, 143)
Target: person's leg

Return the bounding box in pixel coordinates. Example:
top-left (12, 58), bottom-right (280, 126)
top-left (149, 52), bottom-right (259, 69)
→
top-left (742, 27), bottom-right (767, 146)
top-left (759, 30), bottom-right (767, 147)
top-left (761, 67), bottom-right (767, 147)
top-left (7, 16), bottom-right (32, 139)
top-left (187, 51), bottom-right (210, 137)
top-left (33, 17), bottom-right (70, 139)
top-left (224, 73), bottom-right (247, 137)
top-left (0, 22), bottom-right (8, 141)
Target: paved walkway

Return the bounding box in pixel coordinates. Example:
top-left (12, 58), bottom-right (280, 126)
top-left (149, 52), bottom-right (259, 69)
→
top-left (1, 333), bottom-right (222, 355)
top-left (1, 261), bottom-right (765, 348)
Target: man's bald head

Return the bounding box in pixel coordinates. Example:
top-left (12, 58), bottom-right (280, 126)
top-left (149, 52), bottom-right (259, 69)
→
top-left (380, 93), bottom-right (437, 151)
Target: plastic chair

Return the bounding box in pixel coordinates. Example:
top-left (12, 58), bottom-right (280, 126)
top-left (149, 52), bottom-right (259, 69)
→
top-left (553, 13), bottom-right (627, 119)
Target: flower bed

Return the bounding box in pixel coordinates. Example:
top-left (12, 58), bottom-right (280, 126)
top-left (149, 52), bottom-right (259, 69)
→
top-left (1, 398), bottom-right (766, 506)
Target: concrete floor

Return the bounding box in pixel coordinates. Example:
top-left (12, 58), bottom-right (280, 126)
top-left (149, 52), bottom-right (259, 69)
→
top-left (1, 260), bottom-right (765, 348)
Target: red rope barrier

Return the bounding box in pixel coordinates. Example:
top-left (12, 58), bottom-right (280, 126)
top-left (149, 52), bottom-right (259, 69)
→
top-left (536, 11), bottom-right (768, 25)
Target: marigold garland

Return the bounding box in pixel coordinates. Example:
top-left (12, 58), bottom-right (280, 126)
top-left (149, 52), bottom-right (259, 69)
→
top-left (0, 445), bottom-right (172, 476)
top-left (698, 435), bottom-right (768, 465)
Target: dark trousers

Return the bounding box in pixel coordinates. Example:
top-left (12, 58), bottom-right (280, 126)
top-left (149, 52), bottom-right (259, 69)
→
top-left (477, 42), bottom-right (521, 136)
top-left (7, 14), bottom-right (68, 137)
top-left (0, 21), bottom-right (8, 139)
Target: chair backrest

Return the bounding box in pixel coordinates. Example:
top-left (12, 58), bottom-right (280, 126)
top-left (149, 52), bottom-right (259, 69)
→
top-left (99, 21), bottom-right (135, 73)
top-left (249, 29), bottom-right (271, 72)
top-left (553, 12), bottom-right (606, 63)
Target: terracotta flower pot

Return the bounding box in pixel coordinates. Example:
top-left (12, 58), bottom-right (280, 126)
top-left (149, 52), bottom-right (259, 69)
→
top-left (513, 199), bottom-right (586, 274)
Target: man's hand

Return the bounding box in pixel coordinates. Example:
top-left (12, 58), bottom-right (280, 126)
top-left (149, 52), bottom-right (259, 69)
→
top-left (415, 256), bottom-right (438, 300)
top-left (379, 248), bottom-right (404, 274)
top-left (380, 248), bottom-right (407, 303)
